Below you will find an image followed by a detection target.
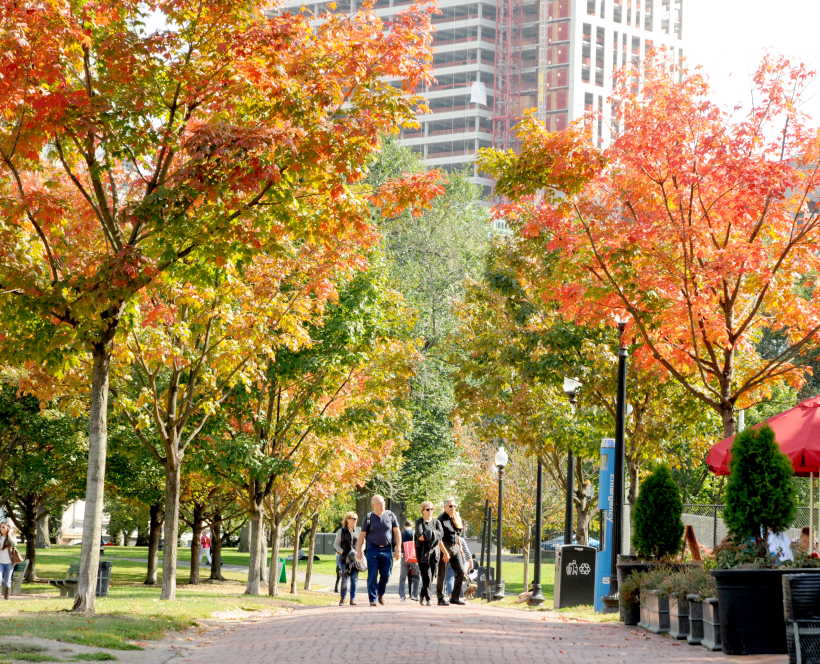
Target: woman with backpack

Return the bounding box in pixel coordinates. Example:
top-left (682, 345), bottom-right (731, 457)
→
top-left (334, 511), bottom-right (362, 606)
top-left (0, 522), bottom-right (19, 599)
top-left (414, 501), bottom-right (444, 606)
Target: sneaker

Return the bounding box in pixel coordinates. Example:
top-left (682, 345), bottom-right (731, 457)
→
top-left (425, 599), bottom-right (432, 606)
top-left (339, 598), bottom-right (345, 606)
top-left (450, 597), bottom-right (467, 605)
top-left (370, 601), bottom-right (378, 607)
top-left (410, 596), bottom-right (419, 601)
top-left (400, 598), bottom-right (406, 602)
top-left (350, 600), bottom-right (357, 605)
top-left (378, 595), bottom-right (385, 605)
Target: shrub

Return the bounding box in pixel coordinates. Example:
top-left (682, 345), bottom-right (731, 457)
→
top-left (722, 424), bottom-right (796, 545)
top-left (632, 464), bottom-right (684, 560)
top-left (658, 565), bottom-right (716, 599)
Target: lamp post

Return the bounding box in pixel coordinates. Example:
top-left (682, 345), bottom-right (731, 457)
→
top-left (603, 315), bottom-right (628, 612)
top-left (493, 444), bottom-right (509, 601)
top-left (563, 377), bottom-right (581, 545)
top-left (528, 457), bottom-right (545, 606)
top-left (584, 481), bottom-right (594, 543)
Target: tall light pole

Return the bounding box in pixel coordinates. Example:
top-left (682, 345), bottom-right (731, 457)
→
top-left (563, 377), bottom-right (581, 545)
top-left (528, 457), bottom-right (545, 606)
top-left (603, 315), bottom-right (628, 612)
top-left (493, 444), bottom-right (509, 601)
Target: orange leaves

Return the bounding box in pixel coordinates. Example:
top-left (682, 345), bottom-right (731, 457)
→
top-left (370, 169), bottom-right (446, 219)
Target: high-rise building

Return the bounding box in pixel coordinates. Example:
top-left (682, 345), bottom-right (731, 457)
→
top-left (274, 0), bottom-right (684, 195)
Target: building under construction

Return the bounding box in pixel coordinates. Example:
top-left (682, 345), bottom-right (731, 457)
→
top-left (278, 0), bottom-right (685, 197)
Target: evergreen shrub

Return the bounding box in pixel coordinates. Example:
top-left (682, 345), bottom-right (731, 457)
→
top-left (722, 424), bottom-right (796, 544)
top-left (632, 464), bottom-right (684, 560)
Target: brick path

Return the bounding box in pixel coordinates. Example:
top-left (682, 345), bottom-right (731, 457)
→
top-left (179, 598), bottom-right (787, 664)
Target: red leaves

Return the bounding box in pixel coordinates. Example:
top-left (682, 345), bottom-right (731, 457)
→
top-left (370, 170), bottom-right (446, 218)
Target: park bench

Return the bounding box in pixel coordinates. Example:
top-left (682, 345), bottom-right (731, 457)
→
top-left (46, 562), bottom-right (80, 598)
top-left (10, 559), bottom-right (29, 595)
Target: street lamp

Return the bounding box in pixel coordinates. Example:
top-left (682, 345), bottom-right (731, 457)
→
top-left (563, 377), bottom-right (581, 545)
top-left (493, 444), bottom-right (508, 601)
top-left (603, 313), bottom-right (629, 612)
top-left (528, 455), bottom-right (545, 606)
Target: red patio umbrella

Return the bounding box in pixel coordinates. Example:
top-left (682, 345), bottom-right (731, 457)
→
top-left (706, 395), bottom-right (820, 477)
top-left (706, 394), bottom-right (820, 551)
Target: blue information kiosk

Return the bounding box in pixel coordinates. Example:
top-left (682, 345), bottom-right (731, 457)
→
top-left (594, 438), bottom-right (615, 612)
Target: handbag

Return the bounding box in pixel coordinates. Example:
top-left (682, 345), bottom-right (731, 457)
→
top-left (402, 540), bottom-right (417, 564)
top-left (10, 548), bottom-right (22, 565)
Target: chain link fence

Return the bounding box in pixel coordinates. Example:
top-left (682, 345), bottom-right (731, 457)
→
top-left (683, 504), bottom-right (816, 549)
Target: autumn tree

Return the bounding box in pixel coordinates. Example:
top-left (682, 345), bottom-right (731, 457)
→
top-left (480, 53), bottom-right (820, 440)
top-left (0, 0), bottom-right (437, 611)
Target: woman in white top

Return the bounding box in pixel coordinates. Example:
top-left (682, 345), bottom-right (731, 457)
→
top-left (0, 522), bottom-right (18, 599)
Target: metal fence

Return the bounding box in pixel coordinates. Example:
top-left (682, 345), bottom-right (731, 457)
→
top-left (683, 504), bottom-right (816, 549)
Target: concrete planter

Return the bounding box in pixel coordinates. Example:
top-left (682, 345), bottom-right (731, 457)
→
top-left (668, 593), bottom-right (689, 640)
top-left (638, 591), bottom-right (650, 630)
top-left (646, 590), bottom-right (670, 633)
top-left (686, 595), bottom-right (704, 646)
top-left (702, 597), bottom-right (722, 651)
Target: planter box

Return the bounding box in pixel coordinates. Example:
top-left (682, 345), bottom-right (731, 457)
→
top-left (669, 594), bottom-right (689, 640)
top-left (638, 591), bottom-right (650, 630)
top-left (711, 568), bottom-right (820, 656)
top-left (702, 597), bottom-right (721, 651)
top-left (686, 594), bottom-right (704, 646)
top-left (617, 559), bottom-right (653, 626)
top-left (646, 590), bottom-right (670, 633)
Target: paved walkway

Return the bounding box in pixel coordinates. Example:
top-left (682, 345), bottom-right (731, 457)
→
top-left (176, 599), bottom-right (787, 664)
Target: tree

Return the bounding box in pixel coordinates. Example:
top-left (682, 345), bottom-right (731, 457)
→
top-left (631, 465), bottom-right (684, 560)
top-left (0, 0), bottom-right (436, 612)
top-left (366, 141), bottom-right (489, 507)
top-left (722, 424), bottom-right (797, 544)
top-left (480, 53), bottom-right (820, 440)
top-left (0, 390), bottom-right (86, 580)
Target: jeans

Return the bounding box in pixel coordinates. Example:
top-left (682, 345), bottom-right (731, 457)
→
top-left (399, 558), bottom-right (419, 600)
top-left (340, 568), bottom-right (359, 602)
top-left (437, 544), bottom-right (465, 600)
top-left (0, 563), bottom-right (13, 588)
top-left (366, 546), bottom-right (394, 603)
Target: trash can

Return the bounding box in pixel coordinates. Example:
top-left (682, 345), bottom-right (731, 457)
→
top-left (277, 558), bottom-right (287, 584)
top-left (96, 560), bottom-right (113, 597)
top-left (553, 545), bottom-right (596, 609)
top-left (475, 565), bottom-right (494, 599)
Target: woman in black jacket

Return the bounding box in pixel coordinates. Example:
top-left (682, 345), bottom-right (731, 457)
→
top-left (414, 501), bottom-right (444, 606)
top-left (333, 511), bottom-right (361, 605)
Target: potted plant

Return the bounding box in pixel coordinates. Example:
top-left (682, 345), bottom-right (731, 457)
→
top-left (661, 566), bottom-right (716, 641)
top-left (619, 571), bottom-right (641, 626)
top-left (617, 465), bottom-right (686, 621)
top-left (711, 424), bottom-right (820, 655)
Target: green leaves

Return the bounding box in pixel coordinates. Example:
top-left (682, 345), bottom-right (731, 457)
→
top-left (631, 464), bottom-right (684, 560)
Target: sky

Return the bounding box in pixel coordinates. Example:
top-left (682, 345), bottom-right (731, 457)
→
top-left (684, 0), bottom-right (820, 121)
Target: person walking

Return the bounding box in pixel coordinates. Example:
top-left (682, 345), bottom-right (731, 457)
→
top-left (437, 498), bottom-right (467, 605)
top-left (0, 522), bottom-right (18, 600)
top-left (356, 494), bottom-right (400, 607)
top-left (414, 501), bottom-right (444, 606)
top-left (445, 535), bottom-right (474, 598)
top-left (334, 512), bottom-right (362, 605)
top-left (399, 520), bottom-right (420, 601)
top-left (200, 530), bottom-right (212, 567)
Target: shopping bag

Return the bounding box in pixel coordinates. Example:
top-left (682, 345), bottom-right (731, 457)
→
top-left (402, 540), bottom-right (417, 563)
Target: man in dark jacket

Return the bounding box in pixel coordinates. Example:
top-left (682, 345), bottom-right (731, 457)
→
top-left (437, 497), bottom-right (467, 605)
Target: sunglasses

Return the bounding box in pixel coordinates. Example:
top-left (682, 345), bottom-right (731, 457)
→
top-left (423, 508), bottom-right (433, 511)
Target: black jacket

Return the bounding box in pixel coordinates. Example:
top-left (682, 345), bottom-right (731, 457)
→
top-left (414, 517), bottom-right (443, 565)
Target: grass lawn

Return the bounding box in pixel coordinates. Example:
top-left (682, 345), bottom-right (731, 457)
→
top-left (6, 549), bottom-right (336, 650)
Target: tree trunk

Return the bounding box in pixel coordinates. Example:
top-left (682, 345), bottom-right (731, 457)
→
top-left (145, 503), bottom-right (163, 585)
top-left (72, 343), bottom-right (111, 614)
top-left (36, 514), bottom-right (50, 549)
top-left (160, 453), bottom-right (182, 600)
top-left (575, 496), bottom-right (593, 546)
top-left (238, 525), bottom-right (250, 553)
top-left (210, 514), bottom-right (225, 581)
top-left (627, 459), bottom-right (640, 508)
top-left (721, 403), bottom-right (736, 439)
top-left (290, 512), bottom-right (302, 595)
top-left (189, 503), bottom-right (205, 585)
top-left (23, 498), bottom-right (37, 581)
top-left (521, 531), bottom-right (530, 592)
top-left (245, 487), bottom-right (265, 595)
top-left (303, 512), bottom-right (319, 590)
top-left (269, 517), bottom-right (283, 596)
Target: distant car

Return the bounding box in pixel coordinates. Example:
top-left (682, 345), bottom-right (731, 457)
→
top-left (542, 535), bottom-right (600, 551)
top-left (103, 541), bottom-right (117, 546)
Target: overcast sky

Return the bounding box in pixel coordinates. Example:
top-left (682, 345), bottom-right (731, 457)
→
top-left (684, 0), bottom-right (820, 122)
